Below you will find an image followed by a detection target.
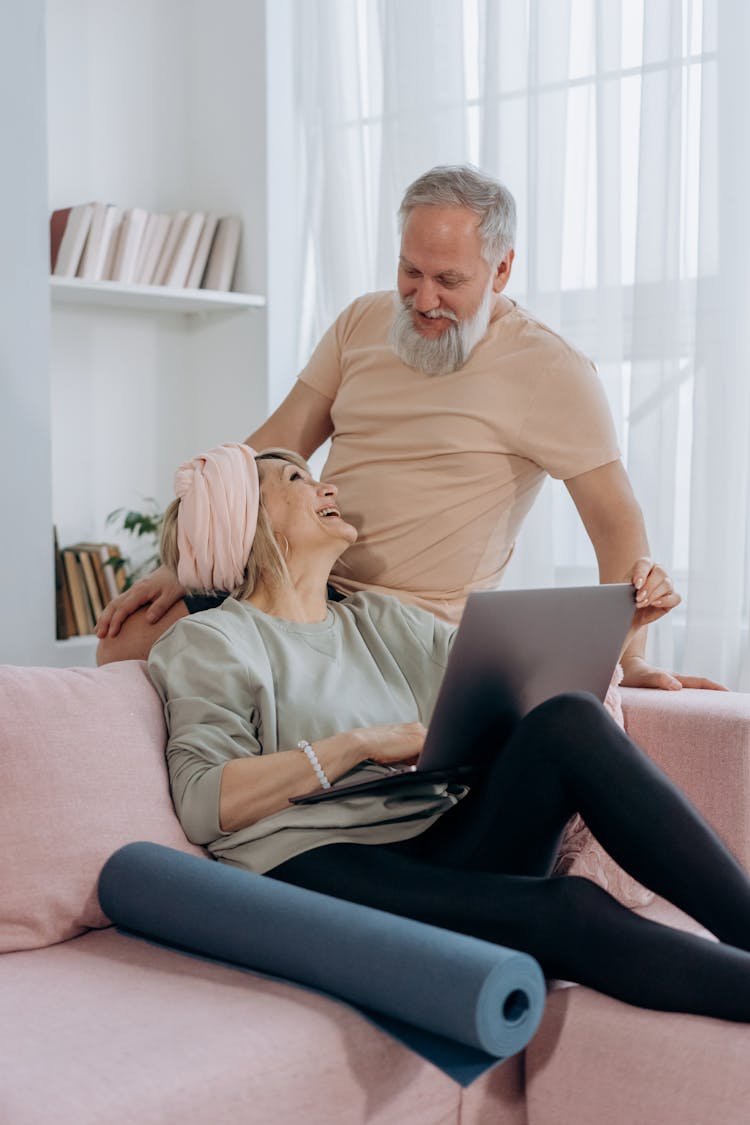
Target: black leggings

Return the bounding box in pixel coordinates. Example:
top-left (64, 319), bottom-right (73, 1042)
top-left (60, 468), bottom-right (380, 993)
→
top-left (270, 692), bottom-right (750, 1022)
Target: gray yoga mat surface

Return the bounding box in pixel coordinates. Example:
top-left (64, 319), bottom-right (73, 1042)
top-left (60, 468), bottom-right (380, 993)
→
top-left (98, 842), bottom-right (546, 1085)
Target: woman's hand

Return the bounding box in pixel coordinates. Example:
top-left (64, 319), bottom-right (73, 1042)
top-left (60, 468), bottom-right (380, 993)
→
top-left (352, 722), bottom-right (427, 766)
top-left (219, 722), bottom-right (427, 831)
top-left (95, 564), bottom-right (186, 638)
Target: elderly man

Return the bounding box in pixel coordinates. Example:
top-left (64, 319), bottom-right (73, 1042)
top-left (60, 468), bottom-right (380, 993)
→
top-left (97, 165), bottom-right (720, 691)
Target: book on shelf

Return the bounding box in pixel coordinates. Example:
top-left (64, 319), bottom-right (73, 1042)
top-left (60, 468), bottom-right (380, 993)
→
top-left (106, 543), bottom-right (129, 594)
top-left (50, 204), bottom-right (244, 293)
top-left (50, 207), bottom-right (72, 273)
top-left (201, 215), bottom-right (242, 292)
top-left (52, 203), bottom-right (95, 278)
top-left (53, 527), bottom-right (76, 640)
top-left (185, 212), bottom-right (219, 288)
top-left (164, 211), bottom-right (206, 288)
top-left (61, 548), bottom-right (96, 635)
top-left (109, 207), bottom-right (150, 284)
top-left (101, 211), bottom-right (126, 281)
top-left (56, 540), bottom-right (129, 637)
top-left (75, 541), bottom-right (126, 601)
top-left (92, 543), bottom-right (119, 602)
top-left (78, 203), bottom-right (123, 281)
top-left (133, 212), bottom-right (171, 285)
top-left (152, 211), bottom-right (190, 286)
top-left (77, 548), bottom-right (105, 621)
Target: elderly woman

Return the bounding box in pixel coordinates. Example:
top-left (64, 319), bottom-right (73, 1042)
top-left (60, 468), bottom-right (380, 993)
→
top-left (148, 443), bottom-right (750, 1022)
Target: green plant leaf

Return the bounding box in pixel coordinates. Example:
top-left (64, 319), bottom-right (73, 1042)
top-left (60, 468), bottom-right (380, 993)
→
top-left (105, 499), bottom-right (165, 585)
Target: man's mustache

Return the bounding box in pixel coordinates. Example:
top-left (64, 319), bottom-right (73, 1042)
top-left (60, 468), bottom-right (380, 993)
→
top-left (400, 296), bottom-right (460, 324)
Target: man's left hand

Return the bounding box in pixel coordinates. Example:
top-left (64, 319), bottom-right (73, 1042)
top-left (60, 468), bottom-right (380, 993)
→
top-left (620, 558), bottom-right (729, 691)
top-left (620, 654), bottom-right (728, 692)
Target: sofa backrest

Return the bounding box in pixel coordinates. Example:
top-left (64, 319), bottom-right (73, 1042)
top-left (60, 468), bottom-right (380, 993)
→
top-left (0, 660), bottom-right (205, 952)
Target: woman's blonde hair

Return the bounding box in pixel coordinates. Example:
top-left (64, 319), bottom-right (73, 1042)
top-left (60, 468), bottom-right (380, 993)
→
top-left (160, 447), bottom-right (311, 600)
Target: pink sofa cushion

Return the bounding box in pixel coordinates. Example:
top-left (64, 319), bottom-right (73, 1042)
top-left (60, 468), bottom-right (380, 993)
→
top-left (0, 661), bottom-right (204, 953)
top-left (1, 928), bottom-right (488, 1125)
top-left (526, 982), bottom-right (750, 1125)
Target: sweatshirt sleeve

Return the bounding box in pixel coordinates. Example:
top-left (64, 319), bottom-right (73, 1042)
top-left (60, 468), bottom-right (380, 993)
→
top-left (148, 617), bottom-right (266, 846)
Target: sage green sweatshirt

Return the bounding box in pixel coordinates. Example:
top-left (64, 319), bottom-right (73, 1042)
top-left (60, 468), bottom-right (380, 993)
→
top-left (148, 592), bottom-right (464, 873)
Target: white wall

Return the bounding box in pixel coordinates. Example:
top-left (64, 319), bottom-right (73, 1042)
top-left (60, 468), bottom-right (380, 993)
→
top-left (0, 1), bottom-right (56, 664)
top-left (2, 0), bottom-right (269, 665)
top-left (46, 0), bottom-right (268, 549)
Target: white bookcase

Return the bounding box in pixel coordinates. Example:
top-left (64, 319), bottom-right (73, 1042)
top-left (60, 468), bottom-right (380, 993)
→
top-left (42, 0), bottom-right (269, 665)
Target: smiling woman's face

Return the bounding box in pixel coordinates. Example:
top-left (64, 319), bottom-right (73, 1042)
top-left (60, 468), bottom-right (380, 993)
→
top-left (257, 458), bottom-right (358, 555)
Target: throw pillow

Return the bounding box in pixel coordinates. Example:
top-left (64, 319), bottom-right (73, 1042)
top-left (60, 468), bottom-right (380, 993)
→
top-left (0, 660), bottom-right (205, 952)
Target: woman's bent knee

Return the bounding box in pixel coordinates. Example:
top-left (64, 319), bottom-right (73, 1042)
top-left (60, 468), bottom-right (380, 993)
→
top-left (521, 688), bottom-right (611, 751)
top-left (529, 691), bottom-right (604, 727)
top-left (526, 875), bottom-right (614, 970)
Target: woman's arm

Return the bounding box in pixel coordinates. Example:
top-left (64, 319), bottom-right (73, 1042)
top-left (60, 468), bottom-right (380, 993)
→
top-left (148, 615), bottom-right (428, 841)
top-left (219, 722), bottom-right (426, 831)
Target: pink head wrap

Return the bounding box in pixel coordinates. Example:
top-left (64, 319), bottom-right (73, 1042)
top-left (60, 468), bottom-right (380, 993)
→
top-left (174, 442), bottom-right (260, 592)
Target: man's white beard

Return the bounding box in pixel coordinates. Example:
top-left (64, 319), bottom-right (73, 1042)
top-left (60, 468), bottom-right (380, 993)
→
top-left (389, 276), bottom-right (495, 376)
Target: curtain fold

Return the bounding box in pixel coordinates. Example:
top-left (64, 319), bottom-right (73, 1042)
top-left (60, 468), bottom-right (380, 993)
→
top-left (286, 0), bottom-right (750, 689)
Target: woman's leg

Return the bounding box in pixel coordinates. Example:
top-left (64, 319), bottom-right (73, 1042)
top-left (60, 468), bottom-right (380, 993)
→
top-left (270, 843), bottom-right (750, 1022)
top-left (269, 690), bottom-right (750, 1021)
top-left (407, 691), bottom-right (750, 951)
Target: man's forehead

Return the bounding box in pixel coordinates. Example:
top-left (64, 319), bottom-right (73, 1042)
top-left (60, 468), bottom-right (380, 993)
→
top-left (400, 205), bottom-right (483, 261)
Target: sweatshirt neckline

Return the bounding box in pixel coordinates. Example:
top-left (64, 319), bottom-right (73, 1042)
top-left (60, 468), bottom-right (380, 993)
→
top-left (240, 600), bottom-right (336, 635)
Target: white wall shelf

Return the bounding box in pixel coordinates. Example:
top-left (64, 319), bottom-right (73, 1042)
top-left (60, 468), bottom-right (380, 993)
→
top-left (50, 276), bottom-right (266, 315)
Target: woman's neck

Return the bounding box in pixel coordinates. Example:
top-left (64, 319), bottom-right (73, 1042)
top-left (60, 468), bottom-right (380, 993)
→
top-left (247, 558), bottom-right (332, 623)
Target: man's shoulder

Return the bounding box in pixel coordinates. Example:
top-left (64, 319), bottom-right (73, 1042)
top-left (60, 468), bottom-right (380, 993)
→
top-left (333, 290), bottom-right (394, 340)
top-left (501, 301), bottom-right (594, 370)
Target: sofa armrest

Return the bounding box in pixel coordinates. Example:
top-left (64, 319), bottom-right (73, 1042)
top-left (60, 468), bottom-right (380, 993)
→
top-left (621, 688), bottom-right (750, 870)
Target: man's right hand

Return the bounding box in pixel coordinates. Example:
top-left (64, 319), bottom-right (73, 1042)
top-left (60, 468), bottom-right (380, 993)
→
top-left (95, 565), bottom-right (186, 638)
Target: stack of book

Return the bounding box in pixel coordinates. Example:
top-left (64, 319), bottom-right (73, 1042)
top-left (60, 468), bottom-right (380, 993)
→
top-left (55, 533), bottom-right (129, 639)
top-left (50, 203), bottom-right (242, 292)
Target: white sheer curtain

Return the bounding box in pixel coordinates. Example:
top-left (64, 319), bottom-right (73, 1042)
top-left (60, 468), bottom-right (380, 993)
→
top-left (287, 0), bottom-right (750, 690)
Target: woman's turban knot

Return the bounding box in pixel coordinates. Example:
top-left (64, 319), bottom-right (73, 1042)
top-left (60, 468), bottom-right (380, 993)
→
top-left (174, 442), bottom-right (259, 593)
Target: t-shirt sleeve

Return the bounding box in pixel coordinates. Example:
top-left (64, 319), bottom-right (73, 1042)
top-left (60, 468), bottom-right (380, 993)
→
top-left (148, 617), bottom-right (263, 846)
top-left (517, 343), bottom-right (621, 480)
top-left (297, 311), bottom-right (346, 402)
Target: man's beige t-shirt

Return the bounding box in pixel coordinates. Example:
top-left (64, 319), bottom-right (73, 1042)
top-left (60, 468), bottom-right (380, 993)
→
top-left (299, 291), bottom-right (620, 623)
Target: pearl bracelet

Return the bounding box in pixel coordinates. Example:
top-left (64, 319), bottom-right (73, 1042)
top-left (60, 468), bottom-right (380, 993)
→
top-left (297, 740), bottom-right (332, 789)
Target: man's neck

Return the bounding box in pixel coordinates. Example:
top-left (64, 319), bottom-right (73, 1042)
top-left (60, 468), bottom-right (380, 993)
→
top-left (490, 293), bottom-right (514, 322)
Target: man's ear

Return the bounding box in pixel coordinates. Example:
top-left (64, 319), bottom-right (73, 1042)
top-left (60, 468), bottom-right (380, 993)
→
top-left (492, 249), bottom-right (515, 293)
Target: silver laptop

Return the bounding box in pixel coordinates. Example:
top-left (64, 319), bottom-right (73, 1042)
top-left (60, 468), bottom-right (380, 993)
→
top-left (290, 583), bottom-right (635, 805)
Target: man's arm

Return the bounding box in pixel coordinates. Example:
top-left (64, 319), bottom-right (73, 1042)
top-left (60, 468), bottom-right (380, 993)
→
top-left (96, 600), bottom-right (189, 665)
top-left (565, 460), bottom-right (726, 691)
top-left (246, 380), bottom-right (334, 458)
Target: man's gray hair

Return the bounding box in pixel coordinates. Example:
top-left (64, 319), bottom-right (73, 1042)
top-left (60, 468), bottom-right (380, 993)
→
top-left (398, 164), bottom-right (517, 266)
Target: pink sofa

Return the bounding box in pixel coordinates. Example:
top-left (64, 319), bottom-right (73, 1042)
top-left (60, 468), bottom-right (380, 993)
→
top-left (1, 661), bottom-right (750, 1125)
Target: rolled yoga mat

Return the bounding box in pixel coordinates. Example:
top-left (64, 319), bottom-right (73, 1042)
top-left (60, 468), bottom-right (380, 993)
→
top-left (98, 842), bottom-right (546, 1084)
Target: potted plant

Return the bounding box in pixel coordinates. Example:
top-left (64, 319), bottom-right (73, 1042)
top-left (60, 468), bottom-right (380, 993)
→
top-left (105, 500), bottom-right (164, 590)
